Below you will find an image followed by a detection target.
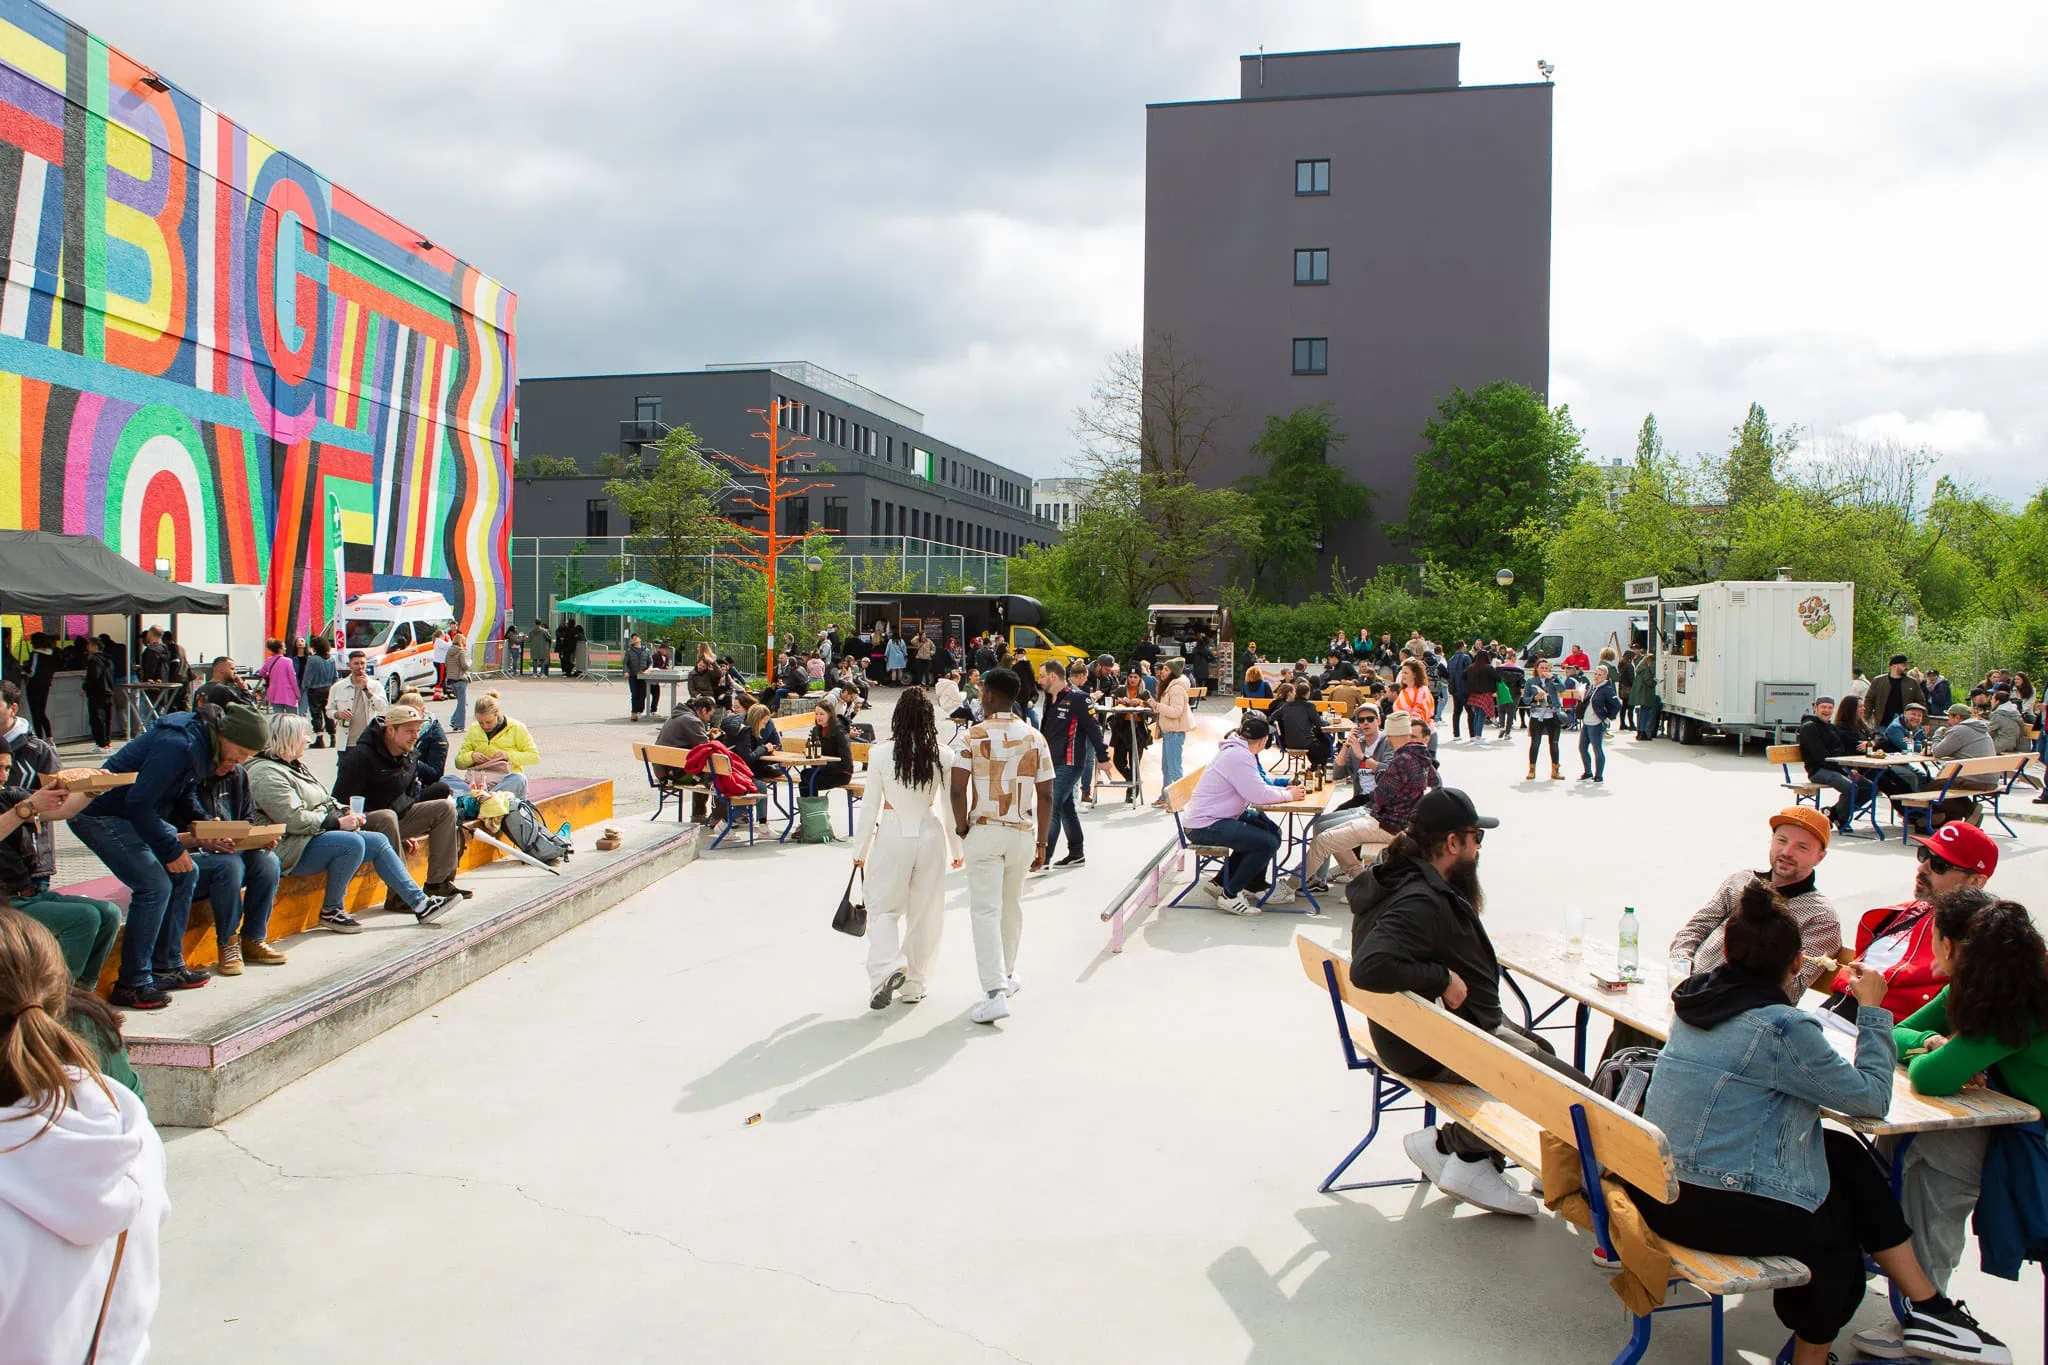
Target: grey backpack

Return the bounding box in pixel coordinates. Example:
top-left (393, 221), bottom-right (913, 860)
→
top-left (1592, 1046), bottom-right (1660, 1116)
top-left (500, 797), bottom-right (573, 865)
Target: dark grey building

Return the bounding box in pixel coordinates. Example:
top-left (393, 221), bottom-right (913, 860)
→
top-left (513, 363), bottom-right (1054, 554)
top-left (1145, 43), bottom-right (1552, 572)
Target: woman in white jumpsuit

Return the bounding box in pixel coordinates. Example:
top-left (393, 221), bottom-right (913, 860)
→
top-left (856, 687), bottom-right (962, 1008)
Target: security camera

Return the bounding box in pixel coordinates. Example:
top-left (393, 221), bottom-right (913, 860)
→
top-left (1537, 59), bottom-right (1555, 80)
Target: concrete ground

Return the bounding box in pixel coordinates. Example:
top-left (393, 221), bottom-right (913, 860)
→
top-left (134, 691), bottom-right (2048, 1363)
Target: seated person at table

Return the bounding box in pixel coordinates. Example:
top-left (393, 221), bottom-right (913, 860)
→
top-left (804, 703), bottom-right (855, 797)
top-left (1928, 701), bottom-right (1999, 825)
top-left (396, 690), bottom-right (451, 790)
top-left (333, 704), bottom-right (467, 906)
top-left (248, 714), bottom-right (451, 932)
top-left (653, 694), bottom-right (720, 783)
top-left (176, 737), bottom-right (285, 975)
top-left (1869, 892), bottom-right (2048, 1350)
top-left (1270, 683), bottom-right (1331, 767)
top-left (1306, 710), bottom-right (1435, 890)
top-left (1631, 880), bottom-right (2007, 1365)
top-left (453, 690), bottom-right (538, 797)
top-left (1670, 807), bottom-right (1841, 1001)
top-left (1821, 820), bottom-right (1996, 1020)
top-left (1986, 690), bottom-right (2026, 754)
top-left (739, 704), bottom-right (784, 781)
top-left (1240, 665), bottom-right (1272, 700)
top-left (1798, 696), bottom-right (1868, 832)
top-left (1178, 712), bottom-right (1303, 915)
top-left (1880, 700), bottom-right (1930, 754)
top-left (0, 747), bottom-right (118, 986)
top-left (1352, 788), bottom-right (1581, 1218)
top-left (196, 655), bottom-right (255, 709)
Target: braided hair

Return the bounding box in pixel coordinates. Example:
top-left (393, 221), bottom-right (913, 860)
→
top-left (891, 686), bottom-right (943, 788)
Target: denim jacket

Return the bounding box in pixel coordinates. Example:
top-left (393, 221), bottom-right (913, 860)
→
top-left (1643, 999), bottom-right (1895, 1211)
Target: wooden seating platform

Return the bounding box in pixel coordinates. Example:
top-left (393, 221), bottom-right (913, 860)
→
top-left (78, 777), bottom-right (615, 994)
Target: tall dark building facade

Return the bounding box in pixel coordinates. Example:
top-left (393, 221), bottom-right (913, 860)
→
top-left (1145, 44), bottom-right (1552, 573)
top-left (514, 363), bottom-right (1053, 554)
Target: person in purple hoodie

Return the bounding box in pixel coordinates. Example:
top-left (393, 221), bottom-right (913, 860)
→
top-left (1181, 712), bottom-right (1304, 915)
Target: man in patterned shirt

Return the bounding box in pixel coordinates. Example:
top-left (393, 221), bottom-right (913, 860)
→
top-left (950, 667), bottom-right (1055, 1024)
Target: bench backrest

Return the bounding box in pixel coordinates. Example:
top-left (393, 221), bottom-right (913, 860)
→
top-left (1765, 743), bottom-right (1802, 767)
top-left (779, 733), bottom-right (807, 754)
top-left (1161, 767), bottom-right (1205, 817)
top-left (1292, 935), bottom-right (1679, 1203)
top-left (1235, 697), bottom-right (1272, 710)
top-left (632, 742), bottom-right (696, 781)
top-left (1926, 753), bottom-right (2032, 790)
top-left (850, 740), bottom-right (871, 765)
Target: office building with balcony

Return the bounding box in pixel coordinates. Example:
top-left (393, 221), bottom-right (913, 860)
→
top-left (512, 363), bottom-right (1053, 556)
top-left (1145, 43), bottom-right (1552, 573)
top-left (1032, 477), bottom-right (1092, 530)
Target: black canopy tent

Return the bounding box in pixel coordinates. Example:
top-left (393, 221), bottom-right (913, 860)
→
top-left (0, 530), bottom-right (230, 616)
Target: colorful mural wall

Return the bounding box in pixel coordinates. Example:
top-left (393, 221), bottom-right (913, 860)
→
top-left (0, 0), bottom-right (516, 640)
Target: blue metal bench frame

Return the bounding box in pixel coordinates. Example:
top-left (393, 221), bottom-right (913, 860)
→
top-left (1896, 759), bottom-right (2030, 838)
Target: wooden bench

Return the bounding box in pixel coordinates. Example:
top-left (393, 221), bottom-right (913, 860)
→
top-left (1890, 752), bottom-right (2033, 837)
top-left (1766, 743), bottom-right (1822, 811)
top-left (1294, 936), bottom-right (1809, 1364)
top-left (1160, 768), bottom-right (1231, 906)
top-left (633, 741), bottom-right (711, 824)
top-left (704, 751), bottom-right (767, 849)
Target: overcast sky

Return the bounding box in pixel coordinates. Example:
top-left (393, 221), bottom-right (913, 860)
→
top-left (66, 1), bottom-right (2048, 502)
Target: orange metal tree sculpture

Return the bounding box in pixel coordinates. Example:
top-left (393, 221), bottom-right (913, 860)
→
top-left (715, 400), bottom-right (833, 678)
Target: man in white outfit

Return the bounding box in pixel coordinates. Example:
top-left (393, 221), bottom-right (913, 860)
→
top-left (853, 691), bottom-right (963, 1008)
top-left (948, 667), bottom-right (1053, 1024)
top-left (326, 650), bottom-right (388, 749)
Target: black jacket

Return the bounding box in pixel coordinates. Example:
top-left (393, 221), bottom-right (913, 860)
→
top-left (333, 719), bottom-right (424, 818)
top-left (1348, 852), bottom-right (1503, 1077)
top-left (414, 717), bottom-right (449, 786)
top-left (1797, 712), bottom-right (1851, 778)
top-left (1271, 698), bottom-right (1328, 754)
top-left (183, 762), bottom-right (256, 826)
top-left (1040, 685), bottom-right (1103, 767)
top-left (0, 783), bottom-right (52, 890)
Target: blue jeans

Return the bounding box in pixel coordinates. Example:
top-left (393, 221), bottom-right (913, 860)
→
top-left (1184, 810), bottom-right (1283, 896)
top-left (194, 848), bottom-right (280, 943)
top-left (70, 814), bottom-right (199, 990)
top-left (1043, 763), bottom-right (1085, 861)
top-left (1636, 698), bottom-right (1660, 739)
top-left (449, 679), bottom-right (470, 730)
top-left (291, 828), bottom-right (425, 911)
top-left (1160, 730), bottom-right (1186, 789)
top-left (1579, 721), bottom-right (1608, 778)
top-left (1812, 770), bottom-right (1872, 829)
top-left (534, 649), bottom-right (550, 677)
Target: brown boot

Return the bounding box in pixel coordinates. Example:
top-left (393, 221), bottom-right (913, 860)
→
top-left (214, 939), bottom-right (244, 975)
top-left (1551, 763), bottom-right (1563, 780)
top-left (241, 937), bottom-right (288, 966)
top-left (1526, 763), bottom-right (1536, 780)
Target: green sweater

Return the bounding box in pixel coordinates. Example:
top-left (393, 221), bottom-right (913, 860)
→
top-left (1895, 986), bottom-right (2048, 1111)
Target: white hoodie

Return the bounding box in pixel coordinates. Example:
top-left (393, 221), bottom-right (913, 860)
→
top-left (0, 1070), bottom-right (168, 1365)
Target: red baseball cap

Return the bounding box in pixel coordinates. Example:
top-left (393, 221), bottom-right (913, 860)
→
top-left (1913, 821), bottom-right (1998, 877)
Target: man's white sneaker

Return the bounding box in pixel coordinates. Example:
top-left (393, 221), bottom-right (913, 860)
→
top-left (1403, 1127), bottom-right (1450, 1185)
top-left (898, 983), bottom-right (927, 1004)
top-left (1265, 882), bottom-right (1296, 906)
top-left (1216, 892), bottom-right (1260, 916)
top-left (1003, 974), bottom-right (1022, 997)
top-left (1849, 1320), bottom-right (1910, 1360)
top-left (970, 991), bottom-right (1011, 1024)
top-left (1438, 1156), bottom-right (1541, 1216)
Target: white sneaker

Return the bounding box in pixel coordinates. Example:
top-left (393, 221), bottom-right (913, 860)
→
top-left (1437, 1155), bottom-right (1541, 1216)
top-left (970, 991), bottom-right (1010, 1024)
top-left (1003, 974), bottom-right (1022, 997)
top-left (1403, 1127), bottom-right (1450, 1185)
top-left (1193, 877), bottom-right (1223, 901)
top-left (1216, 892), bottom-right (1260, 916)
top-left (1850, 1320), bottom-right (1910, 1359)
top-left (1265, 882), bottom-right (1295, 906)
top-left (898, 983), bottom-right (927, 1004)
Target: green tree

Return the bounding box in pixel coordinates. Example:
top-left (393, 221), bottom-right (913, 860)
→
top-left (605, 426), bottom-right (730, 596)
top-left (1718, 402), bottom-right (1794, 515)
top-left (594, 452), bottom-right (635, 477)
top-left (513, 454), bottom-right (581, 479)
top-left (1236, 404), bottom-right (1374, 598)
top-left (1398, 381), bottom-right (1585, 595)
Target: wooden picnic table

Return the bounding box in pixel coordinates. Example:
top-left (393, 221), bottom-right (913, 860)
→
top-left (1493, 928), bottom-right (2040, 1136)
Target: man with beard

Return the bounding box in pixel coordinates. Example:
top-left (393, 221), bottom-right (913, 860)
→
top-left (1668, 807), bottom-right (1840, 1002)
top-left (1350, 788), bottom-right (1586, 1216)
top-left (1819, 820), bottom-right (1995, 1019)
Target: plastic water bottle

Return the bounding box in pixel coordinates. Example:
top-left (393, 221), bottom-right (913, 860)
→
top-left (1618, 907), bottom-right (1640, 981)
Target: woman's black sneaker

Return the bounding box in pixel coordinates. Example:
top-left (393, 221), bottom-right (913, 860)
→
top-left (1903, 1295), bottom-right (2010, 1364)
top-left (155, 966), bottom-right (210, 990)
top-left (109, 983), bottom-right (172, 1010)
top-left (1054, 852), bottom-right (1085, 868)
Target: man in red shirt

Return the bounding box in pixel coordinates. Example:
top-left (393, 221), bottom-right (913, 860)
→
top-left (1828, 820), bottom-right (1997, 1017)
top-left (1560, 644), bottom-right (1590, 672)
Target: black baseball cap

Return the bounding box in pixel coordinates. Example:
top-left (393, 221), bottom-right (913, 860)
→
top-left (1239, 712), bottom-right (1272, 741)
top-left (1407, 788), bottom-right (1499, 837)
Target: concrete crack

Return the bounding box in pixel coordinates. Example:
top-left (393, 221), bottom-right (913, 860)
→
top-left (206, 1128), bottom-right (1032, 1364)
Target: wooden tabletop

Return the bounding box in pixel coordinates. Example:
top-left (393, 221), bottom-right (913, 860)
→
top-left (1834, 753), bottom-right (1933, 769)
top-left (1262, 798), bottom-right (1325, 816)
top-left (1494, 929), bottom-right (2041, 1136)
top-left (776, 754), bottom-right (832, 767)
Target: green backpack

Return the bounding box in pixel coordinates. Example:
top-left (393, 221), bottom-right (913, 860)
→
top-left (797, 794), bottom-right (838, 844)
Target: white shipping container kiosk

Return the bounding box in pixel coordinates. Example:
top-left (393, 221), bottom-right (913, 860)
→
top-left (1648, 579), bottom-right (1856, 751)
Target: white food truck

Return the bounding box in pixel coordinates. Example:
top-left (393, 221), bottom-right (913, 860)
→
top-left (1638, 576), bottom-right (1855, 751)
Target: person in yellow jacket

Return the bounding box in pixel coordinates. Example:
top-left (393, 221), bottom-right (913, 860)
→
top-left (454, 690), bottom-right (539, 797)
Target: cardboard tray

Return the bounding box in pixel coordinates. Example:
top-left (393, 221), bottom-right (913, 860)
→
top-left (39, 768), bottom-right (136, 794)
top-left (191, 819), bottom-right (286, 850)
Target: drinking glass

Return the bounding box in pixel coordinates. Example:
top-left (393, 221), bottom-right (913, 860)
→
top-left (349, 795), bottom-right (366, 816)
top-left (1561, 906), bottom-right (1585, 960)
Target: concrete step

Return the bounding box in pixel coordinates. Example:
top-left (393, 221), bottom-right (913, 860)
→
top-left (128, 818), bottom-right (697, 1126)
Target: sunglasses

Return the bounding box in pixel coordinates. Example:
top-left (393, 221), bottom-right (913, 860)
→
top-left (1916, 846), bottom-right (1959, 875)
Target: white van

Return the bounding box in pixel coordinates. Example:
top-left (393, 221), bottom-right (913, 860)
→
top-left (1520, 609), bottom-right (1646, 664)
top-left (328, 591), bottom-right (457, 702)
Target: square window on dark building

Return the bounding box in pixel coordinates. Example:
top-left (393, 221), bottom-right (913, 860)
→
top-left (585, 499), bottom-right (609, 537)
top-left (1292, 337), bottom-right (1328, 375)
top-left (782, 498), bottom-right (810, 535)
top-left (824, 496), bottom-right (848, 532)
top-left (1294, 248), bottom-right (1329, 284)
top-left (1295, 159), bottom-right (1330, 195)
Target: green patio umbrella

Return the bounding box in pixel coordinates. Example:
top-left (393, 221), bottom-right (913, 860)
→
top-left (553, 579), bottom-right (712, 624)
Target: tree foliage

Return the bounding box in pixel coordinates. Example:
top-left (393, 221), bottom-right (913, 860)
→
top-left (1236, 404), bottom-right (1374, 598)
top-left (1397, 381), bottom-right (1584, 596)
top-left (604, 426), bottom-right (730, 596)
top-left (512, 454), bottom-right (582, 479)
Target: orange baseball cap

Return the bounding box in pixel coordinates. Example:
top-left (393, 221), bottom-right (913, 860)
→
top-left (1769, 806), bottom-right (1832, 850)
